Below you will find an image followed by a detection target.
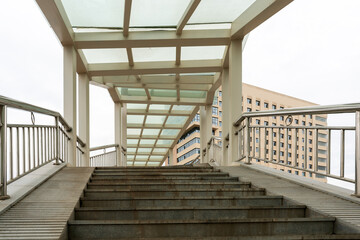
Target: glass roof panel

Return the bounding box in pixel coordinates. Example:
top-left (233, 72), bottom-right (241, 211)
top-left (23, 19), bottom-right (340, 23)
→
top-left (156, 140), bottom-right (173, 147)
top-left (82, 49), bottom-right (128, 64)
top-left (161, 129), bottom-right (180, 137)
top-left (149, 156), bottom-right (164, 161)
top-left (147, 162), bottom-right (161, 166)
top-left (181, 46), bottom-right (226, 61)
top-left (149, 89), bottom-right (177, 98)
top-left (127, 148), bottom-right (137, 153)
top-left (152, 148), bottom-right (169, 154)
top-left (172, 105), bottom-right (195, 113)
top-left (166, 116), bottom-right (188, 125)
top-left (180, 90), bottom-right (207, 99)
top-left (127, 115), bottom-right (145, 124)
top-left (146, 115), bottom-right (166, 125)
top-left (132, 47), bottom-right (176, 62)
top-left (149, 104), bottom-right (171, 111)
top-left (127, 155), bottom-right (135, 160)
top-left (142, 129), bottom-right (160, 136)
top-left (188, 0), bottom-right (256, 24)
top-left (136, 156), bottom-right (148, 160)
top-left (118, 87), bottom-right (147, 97)
top-left (137, 148), bottom-right (152, 153)
top-left (127, 128), bottom-right (141, 135)
top-left (127, 104), bottom-right (148, 110)
top-left (134, 162), bottom-right (146, 166)
top-left (127, 161), bottom-right (133, 165)
top-left (140, 139), bottom-right (156, 145)
top-left (61, 0), bottom-right (125, 28)
top-left (127, 139), bottom-right (139, 145)
top-left (130, 0), bottom-right (191, 27)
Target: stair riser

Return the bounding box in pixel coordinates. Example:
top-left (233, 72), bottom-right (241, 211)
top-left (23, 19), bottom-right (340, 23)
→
top-left (83, 190), bottom-right (265, 198)
top-left (68, 221), bottom-right (334, 239)
top-left (86, 184), bottom-right (250, 190)
top-left (81, 198), bottom-right (283, 208)
top-left (94, 169), bottom-right (216, 173)
top-left (90, 178), bottom-right (239, 184)
top-left (75, 208), bottom-right (306, 221)
top-left (92, 173), bottom-right (229, 177)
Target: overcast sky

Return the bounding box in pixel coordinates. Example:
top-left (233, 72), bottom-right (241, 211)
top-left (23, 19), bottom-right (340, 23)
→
top-left (0, 0), bottom-right (359, 185)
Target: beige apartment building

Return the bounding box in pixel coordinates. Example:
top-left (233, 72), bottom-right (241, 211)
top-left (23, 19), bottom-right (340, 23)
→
top-left (166, 83), bottom-right (328, 182)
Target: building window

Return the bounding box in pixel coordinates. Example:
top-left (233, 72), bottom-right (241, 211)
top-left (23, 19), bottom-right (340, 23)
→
top-left (177, 148), bottom-right (200, 162)
top-left (315, 116), bottom-right (327, 122)
top-left (280, 116), bottom-right (284, 121)
top-left (255, 119), bottom-right (260, 125)
top-left (264, 121), bottom-right (269, 126)
top-left (219, 101), bottom-right (222, 106)
top-left (288, 153), bottom-right (292, 157)
top-left (280, 142), bottom-right (284, 147)
top-left (264, 102), bottom-right (269, 108)
top-left (177, 137), bottom-right (201, 153)
top-left (256, 100), bottom-right (260, 106)
top-left (295, 171), bottom-right (299, 175)
top-left (247, 108), bottom-right (252, 112)
top-left (272, 123), bottom-right (276, 126)
top-left (219, 121), bottom-right (222, 127)
top-left (288, 144), bottom-right (292, 149)
top-left (280, 133), bottom-right (284, 138)
top-left (309, 147), bottom-right (312, 152)
top-left (280, 106), bottom-right (284, 109)
top-left (212, 117), bottom-right (218, 126)
top-left (219, 131), bottom-right (222, 137)
top-left (309, 164), bottom-right (313, 169)
top-left (256, 138), bottom-right (259, 143)
top-left (302, 121), bottom-right (306, 126)
top-left (219, 111), bottom-right (222, 117)
top-left (272, 104), bottom-right (276, 110)
top-left (309, 122), bottom-right (312, 126)
top-left (309, 115), bottom-right (313, 119)
top-left (295, 119), bottom-right (299, 124)
top-left (191, 114), bottom-right (200, 123)
top-left (309, 131), bottom-right (313, 136)
top-left (302, 172), bottom-right (306, 177)
top-left (212, 107), bottom-right (218, 115)
top-left (247, 98), bottom-right (252, 104)
top-left (280, 151), bottom-right (284, 156)
top-left (219, 91), bottom-right (222, 96)
top-left (309, 139), bottom-right (312, 144)
top-left (213, 96), bottom-right (218, 105)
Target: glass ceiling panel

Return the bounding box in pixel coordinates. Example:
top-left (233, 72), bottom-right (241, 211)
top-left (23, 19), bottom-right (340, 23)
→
top-left (118, 87), bottom-right (146, 97)
top-left (149, 89), bottom-right (177, 98)
top-left (127, 128), bottom-right (142, 135)
top-left (127, 104), bottom-right (148, 110)
top-left (61, 0), bottom-right (125, 28)
top-left (149, 104), bottom-right (171, 111)
top-left (147, 162), bottom-right (161, 166)
top-left (146, 116), bottom-right (166, 125)
top-left (181, 46), bottom-right (226, 61)
top-left (149, 156), bottom-right (164, 161)
top-left (127, 148), bottom-right (136, 153)
top-left (132, 48), bottom-right (176, 62)
top-left (127, 139), bottom-right (139, 145)
top-left (156, 140), bottom-right (173, 147)
top-left (82, 49), bottom-right (128, 64)
top-left (134, 162), bottom-right (146, 166)
top-left (136, 156), bottom-right (148, 160)
top-left (142, 129), bottom-right (160, 136)
top-left (166, 116), bottom-right (188, 125)
top-left (161, 129), bottom-right (180, 137)
top-left (127, 155), bottom-right (135, 160)
top-left (137, 148), bottom-right (152, 153)
top-left (180, 90), bottom-right (207, 99)
top-left (127, 115), bottom-right (145, 124)
top-left (188, 0), bottom-right (256, 24)
top-left (152, 148), bottom-right (168, 154)
top-left (172, 105), bottom-right (195, 113)
top-left (130, 0), bottom-right (191, 27)
top-left (140, 139), bottom-right (156, 145)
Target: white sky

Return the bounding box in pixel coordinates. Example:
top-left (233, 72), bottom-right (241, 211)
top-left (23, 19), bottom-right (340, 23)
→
top-left (0, 0), bottom-right (360, 184)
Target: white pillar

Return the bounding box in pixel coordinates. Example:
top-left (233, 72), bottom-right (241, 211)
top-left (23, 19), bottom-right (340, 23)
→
top-left (115, 103), bottom-right (122, 166)
top-left (222, 69), bottom-right (230, 166)
top-left (121, 104), bottom-right (127, 166)
top-left (79, 73), bottom-right (90, 166)
top-left (229, 39), bottom-right (243, 162)
top-left (64, 46), bottom-right (77, 167)
top-left (168, 148), bottom-right (174, 165)
top-left (200, 105), bottom-right (213, 163)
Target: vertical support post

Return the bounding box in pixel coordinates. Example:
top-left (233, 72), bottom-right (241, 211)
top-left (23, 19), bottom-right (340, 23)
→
top-left (244, 117), bottom-right (251, 164)
top-left (115, 103), bottom-right (122, 167)
top-left (79, 73), bottom-right (90, 166)
top-left (63, 46), bottom-right (77, 167)
top-left (0, 105), bottom-right (9, 199)
top-left (168, 148), bottom-right (174, 165)
top-left (229, 39), bottom-right (243, 162)
top-left (340, 129), bottom-right (345, 178)
top-left (200, 106), bottom-right (207, 163)
top-left (355, 111), bottom-right (360, 196)
top-left (221, 69), bottom-right (230, 165)
top-left (121, 104), bottom-right (127, 166)
top-left (55, 116), bottom-right (60, 165)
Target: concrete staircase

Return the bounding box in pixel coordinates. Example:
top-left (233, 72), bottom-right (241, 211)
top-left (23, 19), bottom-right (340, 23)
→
top-left (68, 165), bottom-right (360, 239)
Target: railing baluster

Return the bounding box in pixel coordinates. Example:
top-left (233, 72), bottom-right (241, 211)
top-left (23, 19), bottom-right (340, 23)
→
top-left (285, 128), bottom-right (289, 165)
top-left (37, 127), bottom-right (40, 166)
top-left (258, 127), bottom-right (261, 159)
top-left (304, 129), bottom-right (308, 171)
top-left (293, 129), bottom-right (298, 168)
top-left (0, 105), bottom-right (9, 198)
top-left (355, 111), bottom-right (360, 195)
top-left (22, 127), bottom-right (25, 174)
top-left (326, 129), bottom-right (331, 175)
top-left (9, 127), bottom-right (13, 180)
top-left (16, 127), bottom-right (20, 177)
top-left (40, 127), bottom-right (43, 164)
top-left (252, 127), bottom-right (255, 159)
top-left (32, 127), bottom-right (35, 167)
top-left (28, 127), bottom-right (30, 170)
top-left (314, 128), bottom-right (319, 172)
top-left (270, 128), bottom-right (273, 162)
top-left (277, 128), bottom-right (280, 164)
top-left (340, 129), bottom-right (345, 178)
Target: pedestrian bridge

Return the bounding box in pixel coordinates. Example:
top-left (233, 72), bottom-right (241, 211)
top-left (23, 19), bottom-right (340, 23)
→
top-left (1, 0), bottom-right (360, 238)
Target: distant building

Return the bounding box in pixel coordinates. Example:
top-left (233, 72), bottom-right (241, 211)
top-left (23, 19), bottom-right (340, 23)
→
top-left (166, 83), bottom-right (327, 182)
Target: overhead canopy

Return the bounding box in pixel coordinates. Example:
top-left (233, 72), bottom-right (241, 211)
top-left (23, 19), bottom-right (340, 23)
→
top-left (36, 0), bottom-right (292, 166)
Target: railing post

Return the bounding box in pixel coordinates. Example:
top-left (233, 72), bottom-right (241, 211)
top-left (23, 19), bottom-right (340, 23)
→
top-left (355, 111), bottom-right (360, 196)
top-left (244, 117), bottom-right (251, 164)
top-left (54, 116), bottom-right (60, 165)
top-left (0, 105), bottom-right (10, 199)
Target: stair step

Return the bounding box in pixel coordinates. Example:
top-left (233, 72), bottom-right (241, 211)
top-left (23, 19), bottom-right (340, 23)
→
top-left (68, 218), bottom-right (335, 239)
top-left (86, 182), bottom-right (251, 190)
top-left (94, 168), bottom-right (215, 173)
top-left (83, 188), bottom-right (265, 198)
top-left (90, 177), bottom-right (239, 184)
top-left (80, 196), bottom-right (283, 208)
top-left (75, 206), bottom-right (306, 220)
top-left (92, 172), bottom-right (229, 177)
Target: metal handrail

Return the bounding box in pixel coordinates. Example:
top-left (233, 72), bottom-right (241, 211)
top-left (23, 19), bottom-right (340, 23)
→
top-left (0, 95), bottom-right (72, 131)
top-left (90, 144), bottom-right (119, 152)
top-left (235, 102), bottom-right (360, 126)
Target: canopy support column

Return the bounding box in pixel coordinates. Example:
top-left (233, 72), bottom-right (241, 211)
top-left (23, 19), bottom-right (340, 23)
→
top-left (78, 73), bottom-right (90, 166)
top-left (229, 39), bottom-right (243, 163)
top-left (115, 103), bottom-right (127, 166)
top-left (64, 46), bottom-right (77, 167)
top-left (222, 69), bottom-right (230, 166)
top-left (200, 105), bottom-right (213, 163)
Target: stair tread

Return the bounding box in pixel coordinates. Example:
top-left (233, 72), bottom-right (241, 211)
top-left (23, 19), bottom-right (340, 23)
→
top-left (87, 182), bottom-right (250, 185)
top-left (81, 195), bottom-right (282, 200)
top-left (84, 188), bottom-right (262, 192)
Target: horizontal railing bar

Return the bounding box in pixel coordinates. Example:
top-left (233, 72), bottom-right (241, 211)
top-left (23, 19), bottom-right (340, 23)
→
top-left (0, 95), bottom-right (71, 131)
top-left (90, 144), bottom-right (119, 152)
top-left (7, 124), bottom-right (55, 128)
top-left (77, 136), bottom-right (86, 148)
top-left (235, 102), bottom-right (360, 126)
top-left (76, 146), bottom-right (85, 154)
top-left (90, 150), bottom-right (116, 159)
top-left (248, 125), bottom-right (355, 131)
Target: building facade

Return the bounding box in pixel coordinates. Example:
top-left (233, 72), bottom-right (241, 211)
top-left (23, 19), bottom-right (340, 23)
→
top-left (167, 83), bottom-right (327, 182)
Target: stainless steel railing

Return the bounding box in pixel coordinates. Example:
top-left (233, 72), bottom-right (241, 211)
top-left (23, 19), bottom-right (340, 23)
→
top-left (89, 144), bottom-right (126, 167)
top-left (0, 95), bottom-right (84, 199)
top-left (236, 103), bottom-right (360, 196)
top-left (206, 136), bottom-right (222, 166)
